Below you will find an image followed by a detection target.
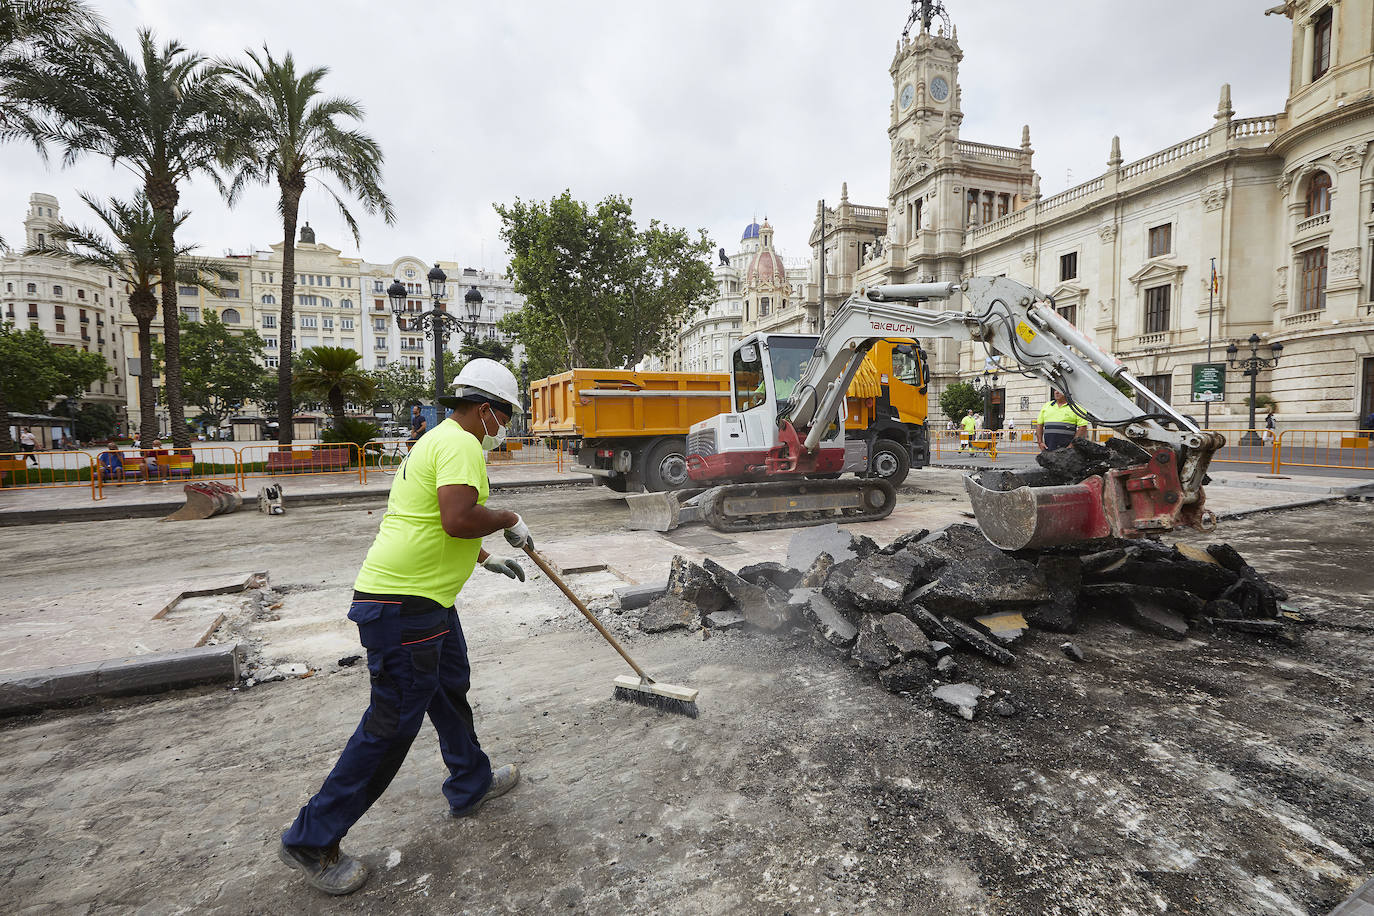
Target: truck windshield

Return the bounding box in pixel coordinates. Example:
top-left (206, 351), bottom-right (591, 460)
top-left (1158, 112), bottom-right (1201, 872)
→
top-left (734, 344), bottom-right (765, 412)
top-left (892, 345), bottom-right (922, 386)
top-left (767, 337), bottom-right (814, 408)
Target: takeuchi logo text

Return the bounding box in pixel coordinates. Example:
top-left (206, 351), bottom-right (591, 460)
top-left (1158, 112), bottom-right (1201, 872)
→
top-left (870, 321), bottom-right (918, 334)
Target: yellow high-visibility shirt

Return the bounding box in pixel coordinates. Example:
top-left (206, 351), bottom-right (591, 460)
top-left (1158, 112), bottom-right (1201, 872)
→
top-left (1035, 401), bottom-right (1088, 437)
top-left (960, 415), bottom-right (977, 434)
top-left (354, 418), bottom-right (489, 606)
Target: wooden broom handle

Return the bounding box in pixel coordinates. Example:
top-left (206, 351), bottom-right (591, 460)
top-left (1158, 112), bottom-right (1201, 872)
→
top-left (521, 544), bottom-right (649, 681)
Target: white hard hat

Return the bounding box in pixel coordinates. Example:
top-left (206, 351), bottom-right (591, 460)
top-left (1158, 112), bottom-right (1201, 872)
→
top-left (441, 358), bottom-right (522, 414)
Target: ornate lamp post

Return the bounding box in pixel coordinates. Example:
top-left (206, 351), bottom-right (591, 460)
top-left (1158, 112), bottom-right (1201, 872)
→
top-left (1225, 333), bottom-right (1282, 446)
top-left (387, 264), bottom-right (480, 410)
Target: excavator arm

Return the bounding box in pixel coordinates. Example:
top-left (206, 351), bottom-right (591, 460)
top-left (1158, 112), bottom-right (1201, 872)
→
top-left (779, 276), bottom-right (1223, 549)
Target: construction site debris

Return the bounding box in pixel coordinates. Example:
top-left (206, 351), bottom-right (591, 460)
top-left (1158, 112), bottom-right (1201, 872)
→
top-left (637, 520), bottom-right (1301, 725)
top-left (933, 683), bottom-right (990, 721)
top-left (639, 594), bottom-right (700, 633)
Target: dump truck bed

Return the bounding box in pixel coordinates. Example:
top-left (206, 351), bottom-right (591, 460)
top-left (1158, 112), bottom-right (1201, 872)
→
top-left (529, 370), bottom-right (731, 438)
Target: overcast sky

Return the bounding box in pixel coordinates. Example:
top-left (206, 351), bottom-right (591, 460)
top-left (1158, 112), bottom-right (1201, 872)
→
top-left (1, 0), bottom-right (1293, 272)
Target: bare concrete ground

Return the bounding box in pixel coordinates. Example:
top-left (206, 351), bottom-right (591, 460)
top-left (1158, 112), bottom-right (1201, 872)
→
top-left (0, 488), bottom-right (1371, 914)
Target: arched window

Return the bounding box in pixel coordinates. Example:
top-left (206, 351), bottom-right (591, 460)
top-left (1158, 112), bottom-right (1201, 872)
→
top-left (221, 308), bottom-right (241, 324)
top-left (1306, 171), bottom-right (1332, 217)
top-left (261, 293), bottom-right (276, 305)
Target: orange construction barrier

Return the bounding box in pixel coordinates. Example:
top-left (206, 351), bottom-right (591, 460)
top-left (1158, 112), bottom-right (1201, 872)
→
top-left (0, 449), bottom-right (99, 500)
top-left (1273, 429), bottom-right (1374, 474)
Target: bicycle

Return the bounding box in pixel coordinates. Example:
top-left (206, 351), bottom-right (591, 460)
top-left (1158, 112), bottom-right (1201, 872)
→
top-left (374, 439), bottom-right (409, 475)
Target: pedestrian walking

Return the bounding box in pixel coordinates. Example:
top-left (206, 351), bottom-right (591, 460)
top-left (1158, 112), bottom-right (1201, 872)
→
top-left (406, 404), bottom-right (427, 452)
top-left (1263, 409), bottom-right (1276, 445)
top-left (19, 428), bottom-right (38, 466)
top-left (277, 359), bottom-right (531, 897)
top-left (1035, 390), bottom-right (1089, 451)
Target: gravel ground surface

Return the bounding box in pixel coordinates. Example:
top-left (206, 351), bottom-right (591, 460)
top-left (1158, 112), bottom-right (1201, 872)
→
top-left (0, 491), bottom-right (1370, 915)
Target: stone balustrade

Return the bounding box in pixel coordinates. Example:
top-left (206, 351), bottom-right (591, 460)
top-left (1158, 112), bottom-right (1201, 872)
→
top-left (956, 140), bottom-right (1021, 162)
top-left (1121, 131), bottom-right (1211, 180)
top-left (1230, 116), bottom-right (1278, 139)
top-left (1282, 309), bottom-right (1324, 327)
top-left (1295, 212), bottom-right (1331, 235)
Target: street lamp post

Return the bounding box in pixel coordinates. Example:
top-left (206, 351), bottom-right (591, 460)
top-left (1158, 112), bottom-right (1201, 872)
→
top-left (387, 265), bottom-right (482, 412)
top-left (1225, 333), bottom-right (1283, 446)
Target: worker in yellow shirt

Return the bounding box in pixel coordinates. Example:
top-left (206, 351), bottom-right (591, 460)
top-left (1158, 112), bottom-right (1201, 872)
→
top-left (278, 359), bottom-right (530, 896)
top-left (1035, 389), bottom-right (1090, 451)
top-left (958, 410), bottom-right (978, 453)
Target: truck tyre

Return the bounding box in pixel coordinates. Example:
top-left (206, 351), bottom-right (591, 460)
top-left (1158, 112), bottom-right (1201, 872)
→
top-left (869, 438), bottom-right (910, 488)
top-left (643, 437), bottom-right (691, 492)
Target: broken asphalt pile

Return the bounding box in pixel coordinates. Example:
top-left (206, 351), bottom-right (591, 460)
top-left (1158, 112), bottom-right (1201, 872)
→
top-left (636, 512), bottom-right (1310, 722)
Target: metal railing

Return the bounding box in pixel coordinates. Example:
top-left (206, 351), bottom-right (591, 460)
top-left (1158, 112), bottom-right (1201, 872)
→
top-left (0, 449), bottom-right (100, 499)
top-left (1273, 429), bottom-right (1374, 474)
top-left (96, 447), bottom-right (241, 492)
top-left (238, 443), bottom-right (365, 486)
top-left (483, 436), bottom-right (566, 471)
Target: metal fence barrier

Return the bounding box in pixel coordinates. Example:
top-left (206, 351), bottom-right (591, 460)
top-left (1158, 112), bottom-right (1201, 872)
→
top-left (484, 436), bottom-right (565, 471)
top-left (1273, 428), bottom-right (1374, 474)
top-left (238, 443), bottom-right (365, 486)
top-left (0, 449), bottom-right (99, 499)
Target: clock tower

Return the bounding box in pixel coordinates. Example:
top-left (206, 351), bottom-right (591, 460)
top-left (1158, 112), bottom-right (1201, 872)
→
top-left (889, 0), bottom-right (963, 178)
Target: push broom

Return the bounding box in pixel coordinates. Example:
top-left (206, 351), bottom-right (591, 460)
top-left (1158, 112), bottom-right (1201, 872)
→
top-left (521, 544), bottom-right (699, 719)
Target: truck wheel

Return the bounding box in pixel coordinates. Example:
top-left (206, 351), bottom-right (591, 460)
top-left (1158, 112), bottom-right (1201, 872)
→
top-left (870, 438), bottom-right (910, 488)
top-left (643, 437), bottom-right (691, 492)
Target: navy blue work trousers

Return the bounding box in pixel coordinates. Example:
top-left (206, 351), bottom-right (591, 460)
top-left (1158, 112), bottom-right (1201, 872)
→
top-left (282, 592), bottom-right (492, 849)
top-left (1043, 432), bottom-right (1076, 451)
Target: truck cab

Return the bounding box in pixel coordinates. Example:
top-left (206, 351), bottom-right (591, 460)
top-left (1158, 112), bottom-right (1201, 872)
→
top-left (686, 333), bottom-right (930, 487)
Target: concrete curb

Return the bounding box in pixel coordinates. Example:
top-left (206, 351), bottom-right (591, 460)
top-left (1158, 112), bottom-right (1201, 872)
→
top-left (0, 476), bottom-right (593, 526)
top-left (0, 643), bottom-right (243, 716)
top-left (1216, 494), bottom-right (1354, 521)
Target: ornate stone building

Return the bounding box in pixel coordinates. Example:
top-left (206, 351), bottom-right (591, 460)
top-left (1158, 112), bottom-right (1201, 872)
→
top-left (2, 193), bottom-right (129, 430)
top-left (658, 219), bottom-right (811, 373)
top-left (816, 0), bottom-right (1374, 431)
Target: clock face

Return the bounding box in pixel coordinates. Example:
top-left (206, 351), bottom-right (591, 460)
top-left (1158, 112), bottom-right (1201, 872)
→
top-left (930, 76), bottom-right (950, 102)
top-left (899, 83), bottom-right (914, 110)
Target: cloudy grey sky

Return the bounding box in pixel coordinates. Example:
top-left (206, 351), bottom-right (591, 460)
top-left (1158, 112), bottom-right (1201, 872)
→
top-left (1, 0), bottom-right (1293, 271)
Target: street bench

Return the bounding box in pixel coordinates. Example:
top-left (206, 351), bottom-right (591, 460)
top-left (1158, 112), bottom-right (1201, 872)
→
top-left (266, 446), bottom-right (352, 474)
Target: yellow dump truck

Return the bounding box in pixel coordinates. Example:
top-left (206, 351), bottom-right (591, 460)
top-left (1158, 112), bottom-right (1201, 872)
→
top-left (530, 339), bottom-right (930, 492)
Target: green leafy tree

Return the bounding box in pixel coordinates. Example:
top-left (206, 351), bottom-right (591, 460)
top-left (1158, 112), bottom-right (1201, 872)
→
top-left (293, 346), bottom-right (375, 433)
top-left (458, 336), bottom-right (514, 365)
top-left (155, 311), bottom-right (266, 431)
top-left (429, 350), bottom-right (462, 401)
top-left (26, 193), bottom-right (223, 446)
top-left (224, 47), bottom-right (394, 449)
top-left (939, 382), bottom-right (983, 425)
top-left (52, 400), bottom-right (117, 441)
top-left (0, 322), bottom-right (108, 449)
top-left (2, 27), bottom-right (244, 449)
top-left (368, 362), bottom-right (427, 416)
top-left (495, 190), bottom-right (714, 373)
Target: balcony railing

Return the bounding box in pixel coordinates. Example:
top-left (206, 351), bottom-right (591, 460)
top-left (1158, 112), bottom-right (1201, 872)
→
top-left (1121, 130), bottom-right (1210, 181)
top-left (1295, 212), bottom-right (1330, 235)
top-left (1283, 308), bottom-right (1324, 327)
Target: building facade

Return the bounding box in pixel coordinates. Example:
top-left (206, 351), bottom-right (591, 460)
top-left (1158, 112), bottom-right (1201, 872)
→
top-left (817, 0), bottom-right (1374, 432)
top-left (659, 219), bottom-right (811, 373)
top-left (2, 193), bottom-right (129, 426)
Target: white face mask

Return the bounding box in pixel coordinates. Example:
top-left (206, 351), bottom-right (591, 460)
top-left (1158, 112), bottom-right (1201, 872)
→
top-left (479, 405), bottom-right (507, 451)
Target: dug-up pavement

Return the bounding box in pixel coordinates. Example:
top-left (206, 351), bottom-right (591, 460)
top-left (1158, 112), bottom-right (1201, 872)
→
top-left (0, 468), bottom-right (1371, 915)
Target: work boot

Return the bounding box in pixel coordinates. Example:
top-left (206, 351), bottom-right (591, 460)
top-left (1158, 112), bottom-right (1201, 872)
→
top-left (277, 841), bottom-right (369, 895)
top-left (449, 763), bottom-right (521, 818)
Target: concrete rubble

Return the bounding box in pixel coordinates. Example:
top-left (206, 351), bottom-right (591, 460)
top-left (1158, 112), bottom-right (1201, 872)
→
top-left (636, 517), bottom-right (1309, 722)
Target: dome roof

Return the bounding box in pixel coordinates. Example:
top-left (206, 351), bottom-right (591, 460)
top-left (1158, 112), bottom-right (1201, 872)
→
top-left (741, 221), bottom-right (761, 241)
top-left (747, 249), bottom-right (787, 286)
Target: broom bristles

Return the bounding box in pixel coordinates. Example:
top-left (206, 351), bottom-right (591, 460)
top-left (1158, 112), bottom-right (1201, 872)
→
top-left (613, 683), bottom-right (699, 718)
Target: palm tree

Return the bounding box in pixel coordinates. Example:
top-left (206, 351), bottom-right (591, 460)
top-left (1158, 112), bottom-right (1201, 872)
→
top-left (25, 193), bottom-right (227, 447)
top-left (224, 47), bottom-right (394, 449)
top-left (1, 28), bottom-right (243, 449)
top-left (293, 346), bottom-right (375, 433)
top-left (0, 0), bottom-right (99, 249)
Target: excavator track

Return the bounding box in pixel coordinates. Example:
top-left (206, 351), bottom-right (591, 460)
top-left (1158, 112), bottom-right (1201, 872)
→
top-left (698, 478), bottom-right (897, 533)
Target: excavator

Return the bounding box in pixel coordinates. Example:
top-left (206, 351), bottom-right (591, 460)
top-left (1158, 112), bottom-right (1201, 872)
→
top-left (625, 276), bottom-right (1224, 550)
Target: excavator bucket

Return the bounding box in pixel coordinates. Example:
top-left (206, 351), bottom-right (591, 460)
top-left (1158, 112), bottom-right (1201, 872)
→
top-left (624, 488), bottom-right (706, 532)
top-left (963, 473), bottom-right (1112, 551)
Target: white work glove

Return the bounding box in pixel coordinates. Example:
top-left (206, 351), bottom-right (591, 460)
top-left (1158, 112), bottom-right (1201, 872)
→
top-left (503, 514), bottom-right (533, 551)
top-left (482, 556), bottom-right (525, 582)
